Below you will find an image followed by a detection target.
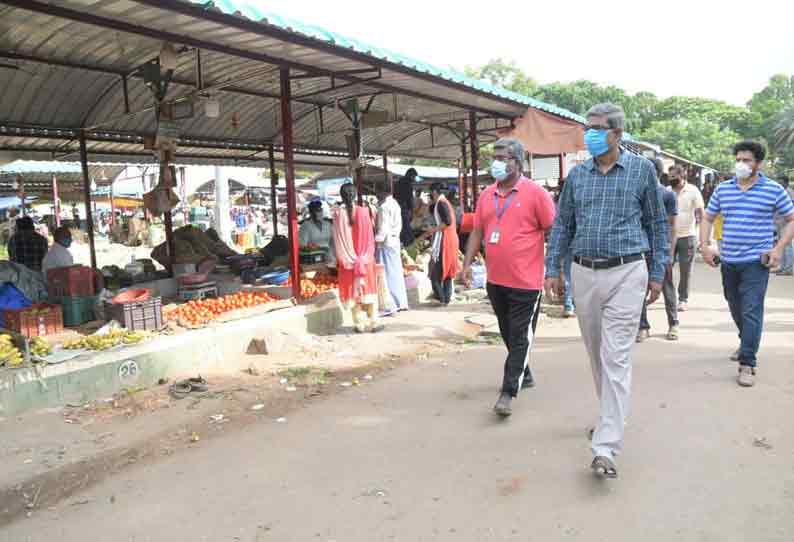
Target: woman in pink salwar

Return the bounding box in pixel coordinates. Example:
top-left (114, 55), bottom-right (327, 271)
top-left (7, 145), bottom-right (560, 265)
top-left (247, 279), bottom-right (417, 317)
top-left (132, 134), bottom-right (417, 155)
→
top-left (333, 183), bottom-right (382, 333)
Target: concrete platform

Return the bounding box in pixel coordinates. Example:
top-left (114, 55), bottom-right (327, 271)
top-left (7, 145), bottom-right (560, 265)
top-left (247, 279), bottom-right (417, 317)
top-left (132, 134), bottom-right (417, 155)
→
top-left (0, 282), bottom-right (440, 417)
top-left (0, 292), bottom-right (346, 417)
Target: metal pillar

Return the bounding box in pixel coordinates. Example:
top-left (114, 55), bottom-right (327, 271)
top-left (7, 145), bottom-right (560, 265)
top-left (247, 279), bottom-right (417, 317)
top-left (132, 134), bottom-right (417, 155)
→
top-left (161, 165), bottom-right (176, 276)
top-left (460, 141), bottom-right (469, 212)
top-left (180, 166), bottom-right (188, 224)
top-left (383, 154), bottom-right (391, 194)
top-left (280, 67), bottom-right (301, 301)
top-left (353, 123), bottom-right (363, 205)
top-left (469, 111), bottom-right (480, 209)
top-left (52, 174), bottom-right (61, 227)
top-left (268, 145), bottom-right (279, 237)
top-left (78, 132), bottom-right (97, 270)
top-left (558, 153), bottom-right (565, 182)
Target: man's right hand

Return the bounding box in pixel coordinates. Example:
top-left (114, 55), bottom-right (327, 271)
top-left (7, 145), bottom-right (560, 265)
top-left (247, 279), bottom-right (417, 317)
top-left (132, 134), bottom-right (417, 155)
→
top-left (462, 265), bottom-right (473, 288)
top-left (700, 244), bottom-right (719, 268)
top-left (544, 277), bottom-right (564, 299)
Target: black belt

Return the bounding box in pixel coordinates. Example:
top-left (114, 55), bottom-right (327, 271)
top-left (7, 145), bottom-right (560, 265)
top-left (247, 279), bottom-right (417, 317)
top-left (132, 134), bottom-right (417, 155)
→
top-left (573, 253), bottom-right (646, 270)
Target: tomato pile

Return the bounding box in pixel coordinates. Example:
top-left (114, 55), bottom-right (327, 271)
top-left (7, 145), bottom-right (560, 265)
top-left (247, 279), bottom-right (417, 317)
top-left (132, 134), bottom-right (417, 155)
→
top-left (281, 275), bottom-right (338, 298)
top-left (164, 291), bottom-right (278, 326)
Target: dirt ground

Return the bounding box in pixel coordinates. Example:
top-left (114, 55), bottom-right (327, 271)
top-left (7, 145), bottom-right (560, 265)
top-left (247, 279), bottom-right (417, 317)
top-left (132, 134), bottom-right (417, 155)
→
top-left (1, 264), bottom-right (793, 541)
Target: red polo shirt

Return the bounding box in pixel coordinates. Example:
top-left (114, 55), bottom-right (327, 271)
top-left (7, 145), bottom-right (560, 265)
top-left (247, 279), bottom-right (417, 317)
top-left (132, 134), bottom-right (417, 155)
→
top-left (474, 177), bottom-right (556, 290)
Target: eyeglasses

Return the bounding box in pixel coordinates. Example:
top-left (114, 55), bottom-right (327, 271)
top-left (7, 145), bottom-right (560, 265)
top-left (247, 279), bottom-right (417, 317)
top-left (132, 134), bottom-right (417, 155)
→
top-left (585, 124), bottom-right (611, 131)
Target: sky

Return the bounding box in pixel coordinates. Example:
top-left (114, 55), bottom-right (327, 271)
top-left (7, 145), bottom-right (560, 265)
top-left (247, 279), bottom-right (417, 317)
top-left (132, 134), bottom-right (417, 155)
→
top-left (253, 0), bottom-right (794, 106)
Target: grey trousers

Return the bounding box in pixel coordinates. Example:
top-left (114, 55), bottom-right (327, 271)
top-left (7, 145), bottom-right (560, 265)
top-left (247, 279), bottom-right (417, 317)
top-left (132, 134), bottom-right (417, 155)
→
top-left (639, 265), bottom-right (678, 329)
top-left (572, 260), bottom-right (648, 459)
top-left (675, 236), bottom-right (696, 302)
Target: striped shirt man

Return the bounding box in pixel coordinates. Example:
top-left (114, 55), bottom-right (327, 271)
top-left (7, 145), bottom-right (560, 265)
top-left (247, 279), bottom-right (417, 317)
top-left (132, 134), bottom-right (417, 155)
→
top-left (706, 174), bottom-right (794, 262)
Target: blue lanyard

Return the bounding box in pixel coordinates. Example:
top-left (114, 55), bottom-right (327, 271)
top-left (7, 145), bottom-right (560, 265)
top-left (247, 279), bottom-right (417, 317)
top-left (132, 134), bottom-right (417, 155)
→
top-left (493, 189), bottom-right (518, 224)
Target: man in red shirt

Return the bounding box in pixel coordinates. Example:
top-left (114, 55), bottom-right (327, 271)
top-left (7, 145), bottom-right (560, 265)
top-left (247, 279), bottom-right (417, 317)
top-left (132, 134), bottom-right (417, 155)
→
top-left (462, 138), bottom-right (556, 417)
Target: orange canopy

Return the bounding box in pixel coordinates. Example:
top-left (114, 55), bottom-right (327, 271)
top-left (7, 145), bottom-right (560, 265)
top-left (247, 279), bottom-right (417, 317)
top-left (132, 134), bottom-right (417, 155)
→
top-left (498, 108), bottom-right (585, 155)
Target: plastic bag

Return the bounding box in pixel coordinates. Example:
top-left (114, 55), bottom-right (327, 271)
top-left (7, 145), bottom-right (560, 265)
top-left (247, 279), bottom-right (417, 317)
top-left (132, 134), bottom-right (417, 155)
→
top-left (0, 283), bottom-right (32, 328)
top-left (471, 264), bottom-right (487, 289)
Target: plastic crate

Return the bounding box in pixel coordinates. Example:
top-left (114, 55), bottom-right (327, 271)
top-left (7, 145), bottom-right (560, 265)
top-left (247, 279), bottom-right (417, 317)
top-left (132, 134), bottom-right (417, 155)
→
top-left (61, 296), bottom-right (96, 327)
top-left (107, 297), bottom-right (164, 331)
top-left (299, 250), bottom-right (326, 265)
top-left (3, 304), bottom-right (64, 338)
top-left (47, 266), bottom-right (96, 301)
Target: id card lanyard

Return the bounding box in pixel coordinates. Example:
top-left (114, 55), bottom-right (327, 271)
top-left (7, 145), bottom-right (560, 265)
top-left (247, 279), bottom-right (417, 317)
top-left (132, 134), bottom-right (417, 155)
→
top-left (490, 188), bottom-right (518, 244)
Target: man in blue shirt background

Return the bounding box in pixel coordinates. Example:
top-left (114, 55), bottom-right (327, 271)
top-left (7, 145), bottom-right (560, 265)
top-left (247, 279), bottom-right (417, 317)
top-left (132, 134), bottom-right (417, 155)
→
top-left (700, 141), bottom-right (794, 387)
top-left (637, 158), bottom-right (679, 342)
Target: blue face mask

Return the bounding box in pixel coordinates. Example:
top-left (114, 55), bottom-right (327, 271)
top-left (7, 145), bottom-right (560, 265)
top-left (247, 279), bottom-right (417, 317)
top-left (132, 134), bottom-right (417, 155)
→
top-left (490, 160), bottom-right (509, 182)
top-left (584, 129), bottom-right (611, 157)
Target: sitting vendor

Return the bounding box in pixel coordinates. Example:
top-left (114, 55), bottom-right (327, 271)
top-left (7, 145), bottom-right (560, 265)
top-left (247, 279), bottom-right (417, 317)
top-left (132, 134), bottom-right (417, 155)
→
top-left (41, 226), bottom-right (74, 279)
top-left (298, 198), bottom-right (335, 267)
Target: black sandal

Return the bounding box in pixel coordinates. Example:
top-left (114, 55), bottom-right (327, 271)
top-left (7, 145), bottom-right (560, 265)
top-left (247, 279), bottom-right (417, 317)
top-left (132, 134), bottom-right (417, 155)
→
top-left (169, 381), bottom-right (192, 399)
top-left (187, 376), bottom-right (208, 392)
top-left (591, 456), bottom-right (618, 479)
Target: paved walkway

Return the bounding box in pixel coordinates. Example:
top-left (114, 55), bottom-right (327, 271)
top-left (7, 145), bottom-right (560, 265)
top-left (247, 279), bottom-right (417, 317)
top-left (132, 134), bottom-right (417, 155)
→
top-left (3, 264), bottom-right (793, 541)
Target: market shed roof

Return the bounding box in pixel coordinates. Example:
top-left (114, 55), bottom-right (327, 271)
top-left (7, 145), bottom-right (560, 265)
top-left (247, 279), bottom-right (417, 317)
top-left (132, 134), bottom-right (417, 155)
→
top-left (0, 0), bottom-right (582, 166)
top-left (0, 160), bottom-right (125, 196)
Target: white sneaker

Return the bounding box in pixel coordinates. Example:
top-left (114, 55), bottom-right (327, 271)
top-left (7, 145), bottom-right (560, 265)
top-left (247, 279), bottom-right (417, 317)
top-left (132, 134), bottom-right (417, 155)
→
top-left (678, 301), bottom-right (688, 312)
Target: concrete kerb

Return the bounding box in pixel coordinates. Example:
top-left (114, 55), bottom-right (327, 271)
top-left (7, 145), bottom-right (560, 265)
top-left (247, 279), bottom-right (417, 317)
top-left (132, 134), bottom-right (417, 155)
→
top-left (0, 284), bottom-right (441, 417)
top-left (0, 292), bottom-right (348, 417)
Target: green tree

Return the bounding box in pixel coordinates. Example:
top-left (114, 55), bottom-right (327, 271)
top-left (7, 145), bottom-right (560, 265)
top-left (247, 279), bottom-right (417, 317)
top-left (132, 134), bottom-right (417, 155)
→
top-left (746, 74), bottom-right (794, 138)
top-left (773, 104), bottom-right (794, 149)
top-left (640, 119), bottom-right (739, 172)
top-left (654, 96), bottom-right (750, 134)
top-left (464, 58), bottom-right (538, 97)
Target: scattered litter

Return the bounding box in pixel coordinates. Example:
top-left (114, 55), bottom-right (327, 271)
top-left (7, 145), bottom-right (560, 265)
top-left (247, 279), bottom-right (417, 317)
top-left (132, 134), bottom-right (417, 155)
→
top-left (23, 459), bottom-right (33, 464)
top-left (190, 432), bottom-right (200, 443)
top-left (209, 414), bottom-right (226, 424)
top-left (441, 362), bottom-right (449, 368)
top-left (753, 437), bottom-right (773, 450)
top-left (363, 374), bottom-right (373, 381)
top-left (275, 417), bottom-right (287, 423)
top-left (360, 488), bottom-right (388, 498)
top-left (251, 404), bottom-right (265, 411)
top-left (285, 386), bottom-right (297, 392)
top-left (63, 418), bottom-right (78, 424)
top-left (340, 381), bottom-right (352, 388)
top-left (70, 498), bottom-right (94, 507)
top-left (352, 378), bottom-right (360, 386)
top-left (279, 378), bottom-right (289, 385)
top-left (157, 378), bottom-right (169, 386)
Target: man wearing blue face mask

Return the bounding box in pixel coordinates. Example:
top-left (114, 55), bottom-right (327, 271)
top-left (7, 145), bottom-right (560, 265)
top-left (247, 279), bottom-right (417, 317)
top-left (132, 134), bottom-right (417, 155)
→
top-left (545, 103), bottom-right (670, 480)
top-left (42, 226), bottom-right (75, 280)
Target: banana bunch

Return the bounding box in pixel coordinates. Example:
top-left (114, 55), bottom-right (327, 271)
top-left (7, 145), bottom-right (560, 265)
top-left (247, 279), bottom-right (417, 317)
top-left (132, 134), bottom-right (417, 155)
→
top-left (63, 330), bottom-right (150, 351)
top-left (0, 334), bottom-right (24, 367)
top-left (30, 336), bottom-right (52, 358)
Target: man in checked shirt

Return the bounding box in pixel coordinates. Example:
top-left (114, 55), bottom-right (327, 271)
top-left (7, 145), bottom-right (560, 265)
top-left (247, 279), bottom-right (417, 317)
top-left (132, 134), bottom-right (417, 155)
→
top-left (544, 103), bottom-right (670, 480)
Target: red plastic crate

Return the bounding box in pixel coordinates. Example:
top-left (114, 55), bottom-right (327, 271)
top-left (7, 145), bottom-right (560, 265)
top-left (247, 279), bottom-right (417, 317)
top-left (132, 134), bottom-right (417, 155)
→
top-left (3, 304), bottom-right (64, 338)
top-left (47, 266), bottom-right (96, 301)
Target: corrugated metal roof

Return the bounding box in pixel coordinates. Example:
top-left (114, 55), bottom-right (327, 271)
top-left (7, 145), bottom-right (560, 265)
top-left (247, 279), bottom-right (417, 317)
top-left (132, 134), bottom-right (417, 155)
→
top-left (0, 161), bottom-right (83, 175)
top-left (0, 0), bottom-right (582, 166)
top-left (185, 0), bottom-right (584, 123)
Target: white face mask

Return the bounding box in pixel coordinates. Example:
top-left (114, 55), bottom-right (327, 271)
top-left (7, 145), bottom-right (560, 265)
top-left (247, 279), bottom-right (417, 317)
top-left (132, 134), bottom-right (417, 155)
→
top-left (735, 161), bottom-right (753, 180)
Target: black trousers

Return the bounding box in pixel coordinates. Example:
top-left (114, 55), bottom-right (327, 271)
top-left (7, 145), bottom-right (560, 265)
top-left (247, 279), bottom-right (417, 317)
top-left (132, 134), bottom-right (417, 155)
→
top-left (430, 255), bottom-right (453, 305)
top-left (486, 283), bottom-right (542, 397)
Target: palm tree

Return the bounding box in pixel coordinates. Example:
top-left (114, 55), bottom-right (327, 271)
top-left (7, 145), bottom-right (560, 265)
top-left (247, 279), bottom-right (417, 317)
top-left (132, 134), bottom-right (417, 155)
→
top-left (773, 104), bottom-right (794, 150)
